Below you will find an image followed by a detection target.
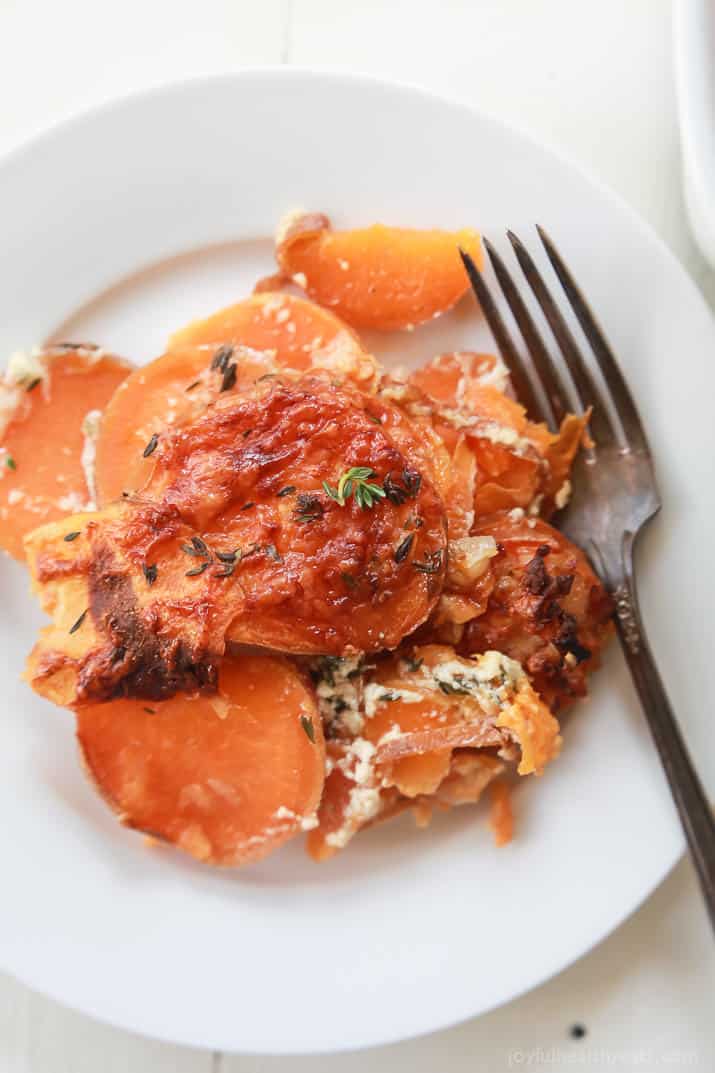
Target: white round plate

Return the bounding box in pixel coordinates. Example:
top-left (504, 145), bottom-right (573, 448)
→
top-left (0, 71), bottom-right (713, 1056)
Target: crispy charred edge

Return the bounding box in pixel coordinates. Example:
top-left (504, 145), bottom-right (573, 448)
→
top-left (517, 543), bottom-right (614, 699)
top-left (78, 541), bottom-right (219, 702)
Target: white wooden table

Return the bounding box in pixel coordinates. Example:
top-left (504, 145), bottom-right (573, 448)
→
top-left (0, 2), bottom-right (713, 1069)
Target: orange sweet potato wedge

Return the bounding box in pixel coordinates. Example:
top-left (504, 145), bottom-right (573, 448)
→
top-left (276, 212), bottom-right (484, 331)
top-left (77, 650), bottom-right (325, 866)
top-left (96, 293), bottom-right (376, 504)
top-left (0, 345), bottom-right (131, 560)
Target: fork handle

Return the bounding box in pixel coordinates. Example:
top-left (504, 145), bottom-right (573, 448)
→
top-left (615, 540), bottom-right (715, 931)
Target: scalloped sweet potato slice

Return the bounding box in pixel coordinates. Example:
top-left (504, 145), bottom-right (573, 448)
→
top-left (95, 343), bottom-right (277, 505)
top-left (457, 512), bottom-right (614, 710)
top-left (306, 747), bottom-right (507, 861)
top-left (377, 366), bottom-right (545, 518)
top-left (409, 351), bottom-right (510, 405)
top-left (410, 351), bottom-right (588, 516)
top-left (169, 291), bottom-right (374, 379)
top-left (365, 645), bottom-right (561, 779)
top-left (77, 650), bottom-right (325, 866)
top-left (276, 212), bottom-right (483, 330)
top-left (434, 751), bottom-right (505, 807)
top-left (25, 376), bottom-right (447, 706)
top-left (96, 293), bottom-right (377, 504)
top-left (307, 644), bottom-right (561, 858)
top-left (0, 346), bottom-right (131, 559)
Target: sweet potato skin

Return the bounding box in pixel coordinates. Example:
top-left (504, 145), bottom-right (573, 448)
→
top-left (276, 214), bottom-right (484, 330)
top-left (77, 651), bottom-right (325, 866)
top-left (0, 347), bottom-right (130, 559)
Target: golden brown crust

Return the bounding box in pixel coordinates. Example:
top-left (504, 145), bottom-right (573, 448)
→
top-left (457, 513), bottom-right (614, 709)
top-left (24, 374), bottom-right (448, 705)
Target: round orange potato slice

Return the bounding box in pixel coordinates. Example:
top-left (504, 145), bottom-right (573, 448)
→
top-left (95, 293), bottom-right (376, 504)
top-left (77, 650), bottom-right (325, 866)
top-left (131, 375), bottom-right (447, 657)
top-left (168, 290), bottom-right (372, 376)
top-left (276, 212), bottom-right (484, 330)
top-left (25, 374), bottom-right (449, 707)
top-left (0, 345), bottom-right (131, 560)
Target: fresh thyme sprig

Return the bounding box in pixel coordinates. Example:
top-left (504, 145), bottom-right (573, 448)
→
top-left (322, 467), bottom-right (386, 510)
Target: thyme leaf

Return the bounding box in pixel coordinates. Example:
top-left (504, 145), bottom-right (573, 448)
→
top-left (142, 433), bottom-right (159, 458)
top-left (191, 535), bottom-right (210, 557)
top-left (323, 467), bottom-right (386, 509)
top-left (394, 533), bottom-right (415, 563)
top-left (384, 468), bottom-right (421, 505)
top-left (185, 561), bottom-right (209, 577)
top-left (211, 345), bottom-right (234, 372)
top-left (412, 549), bottom-right (443, 575)
top-left (69, 609), bottom-right (88, 634)
top-left (294, 493), bottom-right (324, 523)
top-left (214, 563), bottom-right (235, 578)
top-left (300, 715), bottom-right (316, 743)
top-left (142, 563), bottom-right (158, 586)
top-left (438, 679), bottom-right (471, 696)
top-left (264, 543), bottom-right (282, 562)
top-left (220, 363), bottom-right (237, 392)
top-left (216, 550), bottom-right (239, 564)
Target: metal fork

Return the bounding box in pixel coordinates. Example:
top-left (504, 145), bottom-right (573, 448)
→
top-left (460, 233), bottom-right (715, 930)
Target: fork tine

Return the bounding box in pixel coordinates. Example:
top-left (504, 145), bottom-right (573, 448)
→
top-left (459, 248), bottom-right (544, 420)
top-left (507, 230), bottom-right (616, 448)
top-left (483, 238), bottom-right (566, 431)
top-left (536, 225), bottom-right (649, 453)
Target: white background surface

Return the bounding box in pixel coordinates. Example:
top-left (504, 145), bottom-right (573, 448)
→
top-left (0, 1), bottom-right (712, 1070)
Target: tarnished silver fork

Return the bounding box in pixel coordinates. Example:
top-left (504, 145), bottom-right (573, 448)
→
top-left (460, 232), bottom-right (715, 930)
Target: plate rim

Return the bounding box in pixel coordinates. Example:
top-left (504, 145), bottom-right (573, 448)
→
top-left (1, 66), bottom-right (711, 1055)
